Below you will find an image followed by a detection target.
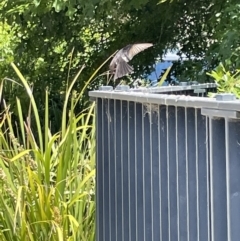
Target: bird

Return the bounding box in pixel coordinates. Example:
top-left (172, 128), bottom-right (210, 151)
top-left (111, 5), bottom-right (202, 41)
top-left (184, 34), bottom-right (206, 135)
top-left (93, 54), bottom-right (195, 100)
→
top-left (109, 43), bottom-right (153, 81)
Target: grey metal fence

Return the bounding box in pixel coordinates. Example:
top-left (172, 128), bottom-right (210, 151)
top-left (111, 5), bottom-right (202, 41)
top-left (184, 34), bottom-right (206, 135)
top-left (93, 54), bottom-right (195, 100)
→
top-left (89, 83), bottom-right (240, 241)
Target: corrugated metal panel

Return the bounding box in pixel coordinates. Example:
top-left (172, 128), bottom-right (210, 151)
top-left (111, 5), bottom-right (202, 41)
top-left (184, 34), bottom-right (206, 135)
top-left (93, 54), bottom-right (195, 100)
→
top-left (92, 86), bottom-right (240, 241)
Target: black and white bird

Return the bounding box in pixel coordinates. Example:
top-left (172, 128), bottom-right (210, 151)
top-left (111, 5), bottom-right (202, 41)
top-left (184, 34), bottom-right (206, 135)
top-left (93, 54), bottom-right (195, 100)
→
top-left (109, 43), bottom-right (153, 81)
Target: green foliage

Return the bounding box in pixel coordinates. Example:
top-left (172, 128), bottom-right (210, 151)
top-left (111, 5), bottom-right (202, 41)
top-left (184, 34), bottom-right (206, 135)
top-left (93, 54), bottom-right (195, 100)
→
top-left (1, 0), bottom-right (240, 124)
top-left (151, 0), bottom-right (240, 82)
top-left (0, 0), bottom-right (228, 93)
top-left (208, 2), bottom-right (240, 68)
top-left (0, 22), bottom-right (20, 65)
top-left (0, 63), bottom-right (96, 240)
top-left (207, 63), bottom-right (240, 98)
top-left (0, 4), bottom-right (117, 132)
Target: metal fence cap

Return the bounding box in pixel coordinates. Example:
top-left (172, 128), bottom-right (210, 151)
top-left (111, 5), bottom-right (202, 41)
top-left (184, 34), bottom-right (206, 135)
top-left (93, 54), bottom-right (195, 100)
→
top-left (114, 85), bottom-right (130, 92)
top-left (99, 86), bottom-right (113, 91)
top-left (179, 82), bottom-right (188, 86)
top-left (192, 81), bottom-right (199, 85)
top-left (215, 93), bottom-right (236, 101)
top-left (89, 90), bottom-right (240, 111)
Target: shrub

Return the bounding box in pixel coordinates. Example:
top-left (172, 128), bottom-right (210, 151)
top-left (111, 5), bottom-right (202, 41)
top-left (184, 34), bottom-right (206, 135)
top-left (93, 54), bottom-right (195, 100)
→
top-left (207, 63), bottom-right (240, 98)
top-left (0, 60), bottom-right (109, 240)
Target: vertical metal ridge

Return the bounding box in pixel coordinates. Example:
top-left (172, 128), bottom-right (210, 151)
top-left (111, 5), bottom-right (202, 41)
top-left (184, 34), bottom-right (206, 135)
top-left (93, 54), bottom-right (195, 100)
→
top-left (160, 105), bottom-right (168, 241)
top-left (150, 104), bottom-right (154, 241)
top-left (166, 105), bottom-right (171, 241)
top-left (158, 105), bottom-right (162, 241)
top-left (225, 118), bottom-right (231, 241)
top-left (209, 117), bottom-right (227, 241)
top-left (176, 107), bottom-right (180, 241)
top-left (108, 99), bottom-right (111, 241)
top-left (195, 110), bottom-right (209, 241)
top-left (120, 100), bottom-right (124, 241)
top-left (177, 107), bottom-right (187, 240)
top-left (134, 102), bottom-right (138, 241)
top-left (209, 117), bottom-right (214, 241)
top-left (206, 116), bottom-right (210, 241)
top-left (142, 104), bottom-right (146, 241)
top-left (114, 100), bottom-right (123, 241)
top-left (185, 107), bottom-right (190, 241)
top-left (127, 101), bottom-right (131, 241)
top-left (96, 98), bottom-right (100, 241)
top-left (168, 106), bottom-right (177, 241)
top-left (102, 99), bottom-right (105, 241)
top-left (195, 108), bottom-right (200, 241)
top-left (227, 118), bottom-right (240, 240)
top-left (128, 101), bottom-right (137, 241)
top-left (109, 99), bottom-right (116, 241)
top-left (114, 99), bottom-right (118, 241)
top-left (122, 101), bottom-right (130, 241)
top-left (136, 102), bottom-right (144, 240)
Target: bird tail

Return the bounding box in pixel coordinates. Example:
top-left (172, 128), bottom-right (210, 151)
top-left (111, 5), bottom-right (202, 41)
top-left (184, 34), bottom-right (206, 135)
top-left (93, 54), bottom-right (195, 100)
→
top-left (114, 61), bottom-right (134, 80)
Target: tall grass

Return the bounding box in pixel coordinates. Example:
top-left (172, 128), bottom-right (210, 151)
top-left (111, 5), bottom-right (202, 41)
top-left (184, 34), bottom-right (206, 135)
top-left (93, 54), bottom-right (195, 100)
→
top-left (0, 58), bottom-right (110, 240)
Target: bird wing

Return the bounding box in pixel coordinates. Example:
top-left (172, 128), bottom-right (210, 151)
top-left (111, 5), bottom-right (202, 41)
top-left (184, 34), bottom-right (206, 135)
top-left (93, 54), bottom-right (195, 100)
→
top-left (114, 60), bottom-right (134, 80)
top-left (127, 43), bottom-right (153, 60)
top-left (109, 43), bottom-right (153, 80)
